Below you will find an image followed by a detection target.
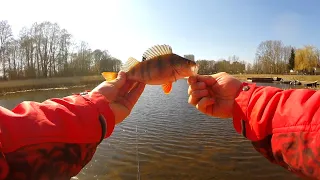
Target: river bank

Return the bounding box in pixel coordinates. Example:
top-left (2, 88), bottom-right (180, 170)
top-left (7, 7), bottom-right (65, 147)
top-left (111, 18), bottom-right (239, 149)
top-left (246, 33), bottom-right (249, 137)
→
top-left (0, 75), bottom-right (104, 95)
top-left (0, 73), bottom-right (319, 96)
top-left (232, 74), bottom-right (320, 82)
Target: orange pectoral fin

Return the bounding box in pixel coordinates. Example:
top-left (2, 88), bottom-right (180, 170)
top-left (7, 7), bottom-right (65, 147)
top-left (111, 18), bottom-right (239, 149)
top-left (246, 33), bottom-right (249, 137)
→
top-left (101, 72), bottom-right (118, 82)
top-left (162, 83), bottom-right (172, 94)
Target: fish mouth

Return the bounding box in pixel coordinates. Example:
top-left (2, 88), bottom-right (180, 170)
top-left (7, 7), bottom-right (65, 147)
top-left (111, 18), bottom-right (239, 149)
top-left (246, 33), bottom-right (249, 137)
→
top-left (191, 64), bottom-right (199, 75)
top-left (172, 64), bottom-right (198, 78)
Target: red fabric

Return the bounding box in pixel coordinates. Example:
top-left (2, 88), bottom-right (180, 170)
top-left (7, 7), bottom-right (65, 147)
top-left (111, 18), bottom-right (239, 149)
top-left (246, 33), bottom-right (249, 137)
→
top-left (81, 91), bottom-right (115, 138)
top-left (0, 92), bottom-right (115, 153)
top-left (233, 82), bottom-right (320, 179)
top-left (0, 142), bottom-right (98, 180)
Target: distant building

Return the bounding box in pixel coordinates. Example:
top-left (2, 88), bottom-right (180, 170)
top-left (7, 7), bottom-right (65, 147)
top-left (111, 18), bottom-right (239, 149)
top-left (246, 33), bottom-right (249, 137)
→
top-left (184, 54), bottom-right (195, 61)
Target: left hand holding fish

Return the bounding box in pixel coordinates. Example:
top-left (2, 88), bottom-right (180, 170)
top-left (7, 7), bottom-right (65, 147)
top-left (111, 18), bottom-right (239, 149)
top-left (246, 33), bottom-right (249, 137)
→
top-left (90, 71), bottom-right (146, 124)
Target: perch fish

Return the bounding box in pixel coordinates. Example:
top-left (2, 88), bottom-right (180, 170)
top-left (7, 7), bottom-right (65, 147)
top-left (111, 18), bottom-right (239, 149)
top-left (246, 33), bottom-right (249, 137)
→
top-left (101, 44), bottom-right (198, 94)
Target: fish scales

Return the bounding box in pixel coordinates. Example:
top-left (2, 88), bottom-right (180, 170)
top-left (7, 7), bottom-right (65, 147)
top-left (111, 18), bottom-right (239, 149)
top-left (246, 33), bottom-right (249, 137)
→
top-left (101, 44), bottom-right (198, 94)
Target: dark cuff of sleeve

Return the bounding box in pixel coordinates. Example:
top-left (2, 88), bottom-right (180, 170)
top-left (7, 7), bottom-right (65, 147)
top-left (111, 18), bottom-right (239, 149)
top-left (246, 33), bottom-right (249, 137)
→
top-left (232, 82), bottom-right (256, 138)
top-left (78, 91), bottom-right (115, 144)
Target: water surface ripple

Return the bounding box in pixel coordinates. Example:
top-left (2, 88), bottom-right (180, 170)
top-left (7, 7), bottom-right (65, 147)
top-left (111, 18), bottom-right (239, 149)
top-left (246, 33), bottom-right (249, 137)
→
top-left (0, 80), bottom-right (300, 180)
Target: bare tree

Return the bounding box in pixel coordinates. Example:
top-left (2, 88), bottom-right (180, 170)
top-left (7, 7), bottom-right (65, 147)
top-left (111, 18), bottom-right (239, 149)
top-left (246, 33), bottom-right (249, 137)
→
top-left (0, 20), bottom-right (123, 80)
top-left (255, 40), bottom-right (289, 74)
top-left (0, 20), bottom-right (13, 79)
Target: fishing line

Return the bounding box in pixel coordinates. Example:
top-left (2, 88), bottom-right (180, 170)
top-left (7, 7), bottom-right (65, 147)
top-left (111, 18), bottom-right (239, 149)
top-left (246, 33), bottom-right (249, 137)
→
top-left (136, 117), bottom-right (141, 180)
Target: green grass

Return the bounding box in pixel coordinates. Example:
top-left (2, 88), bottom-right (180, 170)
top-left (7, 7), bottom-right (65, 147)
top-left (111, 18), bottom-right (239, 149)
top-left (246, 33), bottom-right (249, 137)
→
top-left (0, 75), bottom-right (104, 94)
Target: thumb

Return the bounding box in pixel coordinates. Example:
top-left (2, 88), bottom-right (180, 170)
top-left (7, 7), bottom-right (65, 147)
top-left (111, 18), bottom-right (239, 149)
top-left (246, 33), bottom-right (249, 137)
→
top-left (109, 71), bottom-right (126, 89)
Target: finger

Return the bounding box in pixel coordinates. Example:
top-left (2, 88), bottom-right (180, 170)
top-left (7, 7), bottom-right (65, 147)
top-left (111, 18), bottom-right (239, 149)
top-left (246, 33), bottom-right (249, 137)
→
top-left (108, 71), bottom-right (127, 89)
top-left (207, 88), bottom-right (215, 98)
top-left (196, 97), bottom-right (215, 115)
top-left (188, 82), bottom-right (206, 95)
top-left (128, 82), bottom-right (139, 92)
top-left (196, 75), bottom-right (217, 86)
top-left (192, 89), bottom-right (209, 98)
top-left (119, 80), bottom-right (136, 96)
top-left (188, 95), bottom-right (199, 106)
top-left (188, 89), bottom-right (209, 106)
top-left (187, 76), bottom-right (197, 85)
top-left (125, 82), bottom-right (146, 109)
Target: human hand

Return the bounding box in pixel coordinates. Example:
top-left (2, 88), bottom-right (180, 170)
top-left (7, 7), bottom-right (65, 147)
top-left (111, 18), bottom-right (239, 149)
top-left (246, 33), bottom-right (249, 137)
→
top-left (187, 72), bottom-right (242, 118)
top-left (90, 71), bottom-right (145, 124)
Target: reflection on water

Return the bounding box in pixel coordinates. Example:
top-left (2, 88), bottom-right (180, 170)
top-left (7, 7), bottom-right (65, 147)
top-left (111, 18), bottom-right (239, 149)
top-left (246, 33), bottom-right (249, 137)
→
top-left (0, 80), bottom-right (303, 180)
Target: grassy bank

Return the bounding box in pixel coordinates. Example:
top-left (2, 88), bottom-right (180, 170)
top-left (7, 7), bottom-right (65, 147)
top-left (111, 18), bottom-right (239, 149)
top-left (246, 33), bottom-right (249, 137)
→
top-left (0, 75), bottom-right (104, 95)
top-left (231, 74), bottom-right (320, 82)
top-left (1, 73), bottom-right (320, 95)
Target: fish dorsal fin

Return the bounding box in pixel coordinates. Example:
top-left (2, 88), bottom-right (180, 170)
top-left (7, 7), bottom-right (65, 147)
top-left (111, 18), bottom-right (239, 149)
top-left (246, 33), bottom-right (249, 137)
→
top-left (142, 44), bottom-right (173, 61)
top-left (121, 57), bottom-right (140, 72)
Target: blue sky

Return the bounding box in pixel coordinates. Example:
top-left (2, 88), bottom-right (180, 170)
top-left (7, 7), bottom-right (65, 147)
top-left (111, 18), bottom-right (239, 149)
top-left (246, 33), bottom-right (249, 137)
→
top-left (1, 0), bottom-right (320, 63)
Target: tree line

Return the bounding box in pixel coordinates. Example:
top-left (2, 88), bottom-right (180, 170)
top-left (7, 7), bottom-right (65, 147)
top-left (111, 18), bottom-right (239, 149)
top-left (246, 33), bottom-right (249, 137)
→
top-left (0, 20), bottom-right (121, 80)
top-left (1, 19), bottom-right (320, 81)
top-left (196, 40), bottom-right (320, 75)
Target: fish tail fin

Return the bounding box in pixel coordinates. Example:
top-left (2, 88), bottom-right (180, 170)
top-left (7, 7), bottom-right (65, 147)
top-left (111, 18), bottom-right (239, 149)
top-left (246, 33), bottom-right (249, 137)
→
top-left (101, 72), bottom-right (118, 82)
top-left (121, 57), bottom-right (140, 72)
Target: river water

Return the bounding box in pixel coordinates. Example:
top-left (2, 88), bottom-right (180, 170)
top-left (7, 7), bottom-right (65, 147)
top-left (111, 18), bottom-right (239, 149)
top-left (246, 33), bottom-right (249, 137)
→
top-left (0, 79), bottom-right (304, 180)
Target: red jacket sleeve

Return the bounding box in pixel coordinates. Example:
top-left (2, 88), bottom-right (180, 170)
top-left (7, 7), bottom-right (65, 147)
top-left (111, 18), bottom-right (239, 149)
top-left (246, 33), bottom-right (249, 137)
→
top-left (232, 82), bottom-right (320, 179)
top-left (0, 91), bottom-right (115, 153)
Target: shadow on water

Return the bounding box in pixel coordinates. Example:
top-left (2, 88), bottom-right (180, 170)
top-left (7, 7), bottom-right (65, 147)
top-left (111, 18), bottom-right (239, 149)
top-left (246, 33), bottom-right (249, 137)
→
top-left (0, 80), bottom-right (303, 180)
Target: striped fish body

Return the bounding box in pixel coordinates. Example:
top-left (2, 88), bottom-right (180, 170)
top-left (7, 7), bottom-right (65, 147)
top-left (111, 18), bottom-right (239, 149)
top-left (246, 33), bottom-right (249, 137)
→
top-left (102, 44), bottom-right (198, 94)
top-left (126, 53), bottom-right (195, 85)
